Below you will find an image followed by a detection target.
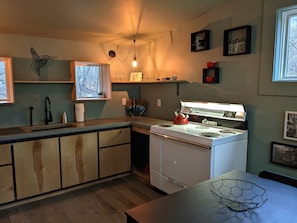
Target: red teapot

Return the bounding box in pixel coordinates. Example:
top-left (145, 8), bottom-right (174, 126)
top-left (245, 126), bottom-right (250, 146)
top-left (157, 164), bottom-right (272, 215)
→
top-left (173, 109), bottom-right (189, 125)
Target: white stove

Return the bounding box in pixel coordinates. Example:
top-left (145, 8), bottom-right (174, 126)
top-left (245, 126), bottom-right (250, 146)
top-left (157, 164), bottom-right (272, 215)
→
top-left (149, 100), bottom-right (248, 194)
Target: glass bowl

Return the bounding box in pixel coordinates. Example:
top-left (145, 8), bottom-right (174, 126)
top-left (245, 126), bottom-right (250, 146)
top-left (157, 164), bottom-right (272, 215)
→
top-left (210, 179), bottom-right (268, 212)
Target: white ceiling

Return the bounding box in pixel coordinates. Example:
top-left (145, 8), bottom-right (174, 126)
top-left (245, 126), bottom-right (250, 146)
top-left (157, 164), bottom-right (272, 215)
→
top-left (0, 0), bottom-right (227, 45)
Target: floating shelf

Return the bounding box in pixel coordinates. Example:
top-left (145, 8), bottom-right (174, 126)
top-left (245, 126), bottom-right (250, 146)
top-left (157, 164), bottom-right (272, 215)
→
top-left (112, 80), bottom-right (187, 84)
top-left (14, 80), bottom-right (74, 84)
top-left (112, 80), bottom-right (188, 96)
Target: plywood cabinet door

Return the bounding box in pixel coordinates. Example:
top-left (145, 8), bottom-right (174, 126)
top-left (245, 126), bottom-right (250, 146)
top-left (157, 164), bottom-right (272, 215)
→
top-left (0, 144), bottom-right (14, 204)
top-left (99, 144), bottom-right (131, 178)
top-left (0, 166), bottom-right (14, 204)
top-left (13, 138), bottom-right (61, 199)
top-left (0, 144), bottom-right (12, 165)
top-left (60, 132), bottom-right (98, 188)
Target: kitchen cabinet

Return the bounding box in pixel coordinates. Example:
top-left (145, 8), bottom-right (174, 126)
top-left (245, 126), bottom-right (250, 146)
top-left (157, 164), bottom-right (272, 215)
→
top-left (60, 132), bottom-right (98, 188)
top-left (131, 126), bottom-right (150, 184)
top-left (13, 138), bottom-right (60, 199)
top-left (0, 144), bottom-right (14, 204)
top-left (99, 128), bottom-right (131, 178)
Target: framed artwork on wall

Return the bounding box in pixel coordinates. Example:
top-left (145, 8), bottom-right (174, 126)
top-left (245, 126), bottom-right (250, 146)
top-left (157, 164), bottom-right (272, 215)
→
top-left (191, 30), bottom-right (210, 52)
top-left (223, 25), bottom-right (251, 56)
top-left (284, 111), bottom-right (297, 141)
top-left (271, 142), bottom-right (297, 168)
top-left (130, 72), bottom-right (143, 82)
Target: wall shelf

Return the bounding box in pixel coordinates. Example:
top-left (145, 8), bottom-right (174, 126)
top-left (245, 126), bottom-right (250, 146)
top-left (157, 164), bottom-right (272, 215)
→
top-left (202, 68), bottom-right (220, 84)
top-left (14, 80), bottom-right (74, 84)
top-left (112, 80), bottom-right (188, 96)
top-left (112, 80), bottom-right (187, 84)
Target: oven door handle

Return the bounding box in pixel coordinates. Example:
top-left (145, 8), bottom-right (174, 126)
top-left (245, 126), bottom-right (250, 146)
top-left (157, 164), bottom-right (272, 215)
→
top-left (150, 132), bottom-right (211, 149)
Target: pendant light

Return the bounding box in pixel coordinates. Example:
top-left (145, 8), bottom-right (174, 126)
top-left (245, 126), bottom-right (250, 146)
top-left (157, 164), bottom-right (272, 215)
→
top-left (131, 38), bottom-right (138, 67)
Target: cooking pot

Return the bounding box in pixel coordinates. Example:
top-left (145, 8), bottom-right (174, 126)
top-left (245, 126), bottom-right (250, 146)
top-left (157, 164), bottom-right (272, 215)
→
top-left (173, 109), bottom-right (189, 125)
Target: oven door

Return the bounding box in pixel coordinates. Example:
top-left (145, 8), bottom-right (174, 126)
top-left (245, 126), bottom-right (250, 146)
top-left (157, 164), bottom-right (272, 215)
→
top-left (162, 137), bottom-right (211, 193)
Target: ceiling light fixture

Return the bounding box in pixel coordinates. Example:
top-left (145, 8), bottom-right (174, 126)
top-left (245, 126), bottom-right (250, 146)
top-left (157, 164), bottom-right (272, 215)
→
top-left (131, 38), bottom-right (138, 68)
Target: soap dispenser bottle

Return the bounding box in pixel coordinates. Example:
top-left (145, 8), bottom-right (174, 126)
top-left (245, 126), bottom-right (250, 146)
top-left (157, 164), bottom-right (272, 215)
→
top-left (61, 111), bottom-right (68, 123)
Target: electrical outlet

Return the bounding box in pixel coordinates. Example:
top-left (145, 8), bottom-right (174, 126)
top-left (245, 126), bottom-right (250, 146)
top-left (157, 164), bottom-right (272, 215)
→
top-left (157, 99), bottom-right (161, 107)
top-left (121, 98), bottom-right (127, 105)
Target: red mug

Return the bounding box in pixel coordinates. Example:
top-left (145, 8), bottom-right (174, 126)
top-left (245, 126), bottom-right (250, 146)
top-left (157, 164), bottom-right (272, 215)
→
top-left (207, 61), bottom-right (216, 68)
top-left (206, 76), bottom-right (214, 83)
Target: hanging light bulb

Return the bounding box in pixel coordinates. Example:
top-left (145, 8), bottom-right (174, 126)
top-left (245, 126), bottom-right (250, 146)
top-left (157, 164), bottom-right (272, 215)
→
top-left (131, 38), bottom-right (138, 67)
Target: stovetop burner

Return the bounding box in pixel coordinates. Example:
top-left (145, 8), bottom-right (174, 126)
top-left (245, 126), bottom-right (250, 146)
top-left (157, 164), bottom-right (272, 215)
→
top-left (158, 124), bottom-right (173, 128)
top-left (194, 126), bottom-right (210, 130)
top-left (219, 130), bottom-right (236, 134)
top-left (199, 132), bottom-right (221, 138)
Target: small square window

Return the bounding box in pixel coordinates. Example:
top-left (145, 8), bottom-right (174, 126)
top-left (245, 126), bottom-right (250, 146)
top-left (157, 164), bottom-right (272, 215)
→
top-left (70, 61), bottom-right (111, 101)
top-left (0, 57), bottom-right (14, 104)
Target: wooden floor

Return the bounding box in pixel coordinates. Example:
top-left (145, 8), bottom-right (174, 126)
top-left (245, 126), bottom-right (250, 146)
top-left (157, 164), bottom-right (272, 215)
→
top-left (0, 175), bottom-right (164, 223)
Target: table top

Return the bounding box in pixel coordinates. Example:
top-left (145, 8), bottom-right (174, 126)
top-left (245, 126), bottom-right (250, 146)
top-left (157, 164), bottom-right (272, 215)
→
top-left (125, 170), bottom-right (297, 223)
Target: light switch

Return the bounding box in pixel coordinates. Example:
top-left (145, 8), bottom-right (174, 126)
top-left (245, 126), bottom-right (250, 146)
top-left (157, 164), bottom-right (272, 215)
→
top-left (157, 99), bottom-right (161, 107)
top-left (122, 98), bottom-right (127, 105)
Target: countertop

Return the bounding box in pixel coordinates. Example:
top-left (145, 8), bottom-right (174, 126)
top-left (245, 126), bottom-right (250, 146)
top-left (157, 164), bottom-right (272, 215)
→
top-left (0, 116), bottom-right (170, 144)
top-left (125, 169), bottom-right (297, 223)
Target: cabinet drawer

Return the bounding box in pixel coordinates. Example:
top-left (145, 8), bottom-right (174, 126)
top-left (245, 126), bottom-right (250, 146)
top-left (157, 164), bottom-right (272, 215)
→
top-left (99, 128), bottom-right (130, 147)
top-left (162, 174), bottom-right (188, 194)
top-left (0, 144), bottom-right (11, 165)
top-left (99, 144), bottom-right (131, 178)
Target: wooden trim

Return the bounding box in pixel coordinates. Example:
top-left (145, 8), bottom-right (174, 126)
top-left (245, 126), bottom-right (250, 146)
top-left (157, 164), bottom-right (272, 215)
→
top-left (132, 126), bottom-right (150, 135)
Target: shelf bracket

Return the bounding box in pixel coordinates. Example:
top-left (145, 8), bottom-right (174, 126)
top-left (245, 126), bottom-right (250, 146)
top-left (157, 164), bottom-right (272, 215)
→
top-left (176, 82), bottom-right (180, 96)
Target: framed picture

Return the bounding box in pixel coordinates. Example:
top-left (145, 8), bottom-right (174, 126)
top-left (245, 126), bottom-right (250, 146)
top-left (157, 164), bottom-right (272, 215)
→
top-left (284, 111), bottom-right (297, 141)
top-left (191, 30), bottom-right (210, 52)
top-left (129, 72), bottom-right (143, 82)
top-left (223, 25), bottom-right (251, 56)
top-left (271, 142), bottom-right (297, 168)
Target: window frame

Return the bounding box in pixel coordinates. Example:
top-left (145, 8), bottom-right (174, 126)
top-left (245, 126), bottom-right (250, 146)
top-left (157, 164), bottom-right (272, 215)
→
top-left (70, 61), bottom-right (111, 101)
top-left (273, 4), bottom-right (297, 82)
top-left (0, 57), bottom-right (14, 104)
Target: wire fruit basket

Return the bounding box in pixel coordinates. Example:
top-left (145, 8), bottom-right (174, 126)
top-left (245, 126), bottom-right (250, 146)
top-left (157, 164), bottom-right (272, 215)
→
top-left (210, 179), bottom-right (268, 212)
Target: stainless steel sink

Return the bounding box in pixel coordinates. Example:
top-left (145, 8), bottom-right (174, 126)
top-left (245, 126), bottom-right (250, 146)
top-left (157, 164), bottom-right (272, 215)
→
top-left (24, 123), bottom-right (75, 132)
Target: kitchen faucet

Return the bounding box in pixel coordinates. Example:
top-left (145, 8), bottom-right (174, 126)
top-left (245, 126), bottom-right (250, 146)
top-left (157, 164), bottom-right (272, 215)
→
top-left (45, 96), bottom-right (53, 124)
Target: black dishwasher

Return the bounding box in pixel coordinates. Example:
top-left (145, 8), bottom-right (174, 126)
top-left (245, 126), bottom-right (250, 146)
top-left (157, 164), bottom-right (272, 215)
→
top-left (131, 126), bottom-right (150, 185)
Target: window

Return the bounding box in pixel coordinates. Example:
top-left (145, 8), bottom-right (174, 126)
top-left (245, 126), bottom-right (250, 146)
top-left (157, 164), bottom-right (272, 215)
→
top-left (75, 64), bottom-right (102, 98)
top-left (273, 5), bottom-right (297, 82)
top-left (0, 57), bottom-right (14, 104)
top-left (70, 61), bottom-right (111, 101)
